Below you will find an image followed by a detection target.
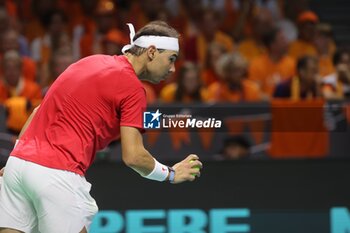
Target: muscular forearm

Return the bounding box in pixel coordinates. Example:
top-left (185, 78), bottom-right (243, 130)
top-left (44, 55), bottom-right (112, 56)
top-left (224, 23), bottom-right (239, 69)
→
top-left (123, 148), bottom-right (156, 176)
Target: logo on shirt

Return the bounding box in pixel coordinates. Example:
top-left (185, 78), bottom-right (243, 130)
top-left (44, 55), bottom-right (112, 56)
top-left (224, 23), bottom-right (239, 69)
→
top-left (143, 109), bottom-right (162, 129)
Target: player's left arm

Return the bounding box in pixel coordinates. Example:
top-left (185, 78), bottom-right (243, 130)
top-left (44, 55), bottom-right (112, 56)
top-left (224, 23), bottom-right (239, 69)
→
top-left (120, 126), bottom-right (155, 176)
top-left (120, 126), bottom-right (202, 183)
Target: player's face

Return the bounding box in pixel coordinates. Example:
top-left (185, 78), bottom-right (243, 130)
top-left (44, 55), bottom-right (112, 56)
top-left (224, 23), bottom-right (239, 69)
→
top-left (145, 50), bottom-right (178, 83)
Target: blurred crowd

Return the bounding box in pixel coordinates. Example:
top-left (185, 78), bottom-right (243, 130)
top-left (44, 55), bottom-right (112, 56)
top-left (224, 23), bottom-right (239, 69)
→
top-left (0, 0), bottom-right (349, 135)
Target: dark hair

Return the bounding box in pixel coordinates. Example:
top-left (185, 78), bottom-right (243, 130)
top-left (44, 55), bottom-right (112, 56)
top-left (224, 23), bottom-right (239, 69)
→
top-left (297, 55), bottom-right (317, 72)
top-left (127, 21), bottom-right (180, 56)
top-left (333, 49), bottom-right (350, 66)
top-left (174, 62), bottom-right (202, 102)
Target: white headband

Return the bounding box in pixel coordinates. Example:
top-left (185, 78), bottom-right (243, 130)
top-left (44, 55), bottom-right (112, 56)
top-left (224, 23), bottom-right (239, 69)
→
top-left (121, 23), bottom-right (179, 54)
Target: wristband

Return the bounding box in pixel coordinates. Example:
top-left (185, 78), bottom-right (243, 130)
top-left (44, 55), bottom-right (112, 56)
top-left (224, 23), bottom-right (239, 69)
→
top-left (143, 158), bottom-right (169, 181)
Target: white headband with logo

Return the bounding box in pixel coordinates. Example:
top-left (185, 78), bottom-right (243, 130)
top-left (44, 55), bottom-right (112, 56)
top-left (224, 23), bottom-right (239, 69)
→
top-left (121, 23), bottom-right (179, 54)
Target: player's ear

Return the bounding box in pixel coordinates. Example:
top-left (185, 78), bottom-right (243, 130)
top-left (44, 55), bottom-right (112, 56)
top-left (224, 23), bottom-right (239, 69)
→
top-left (147, 46), bottom-right (157, 61)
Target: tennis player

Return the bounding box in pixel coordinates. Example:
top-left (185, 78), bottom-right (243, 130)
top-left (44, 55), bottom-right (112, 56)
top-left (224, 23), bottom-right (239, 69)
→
top-left (0, 21), bottom-right (202, 233)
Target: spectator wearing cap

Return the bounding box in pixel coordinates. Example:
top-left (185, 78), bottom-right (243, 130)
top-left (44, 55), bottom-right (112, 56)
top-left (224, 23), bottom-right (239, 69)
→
top-left (288, 11), bottom-right (318, 59)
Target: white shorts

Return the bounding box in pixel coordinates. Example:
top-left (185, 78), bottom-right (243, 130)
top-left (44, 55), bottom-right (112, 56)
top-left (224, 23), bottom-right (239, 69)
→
top-left (0, 156), bottom-right (98, 233)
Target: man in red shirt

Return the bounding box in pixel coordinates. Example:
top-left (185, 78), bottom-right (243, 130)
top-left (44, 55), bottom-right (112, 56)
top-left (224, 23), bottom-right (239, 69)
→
top-left (0, 21), bottom-right (202, 233)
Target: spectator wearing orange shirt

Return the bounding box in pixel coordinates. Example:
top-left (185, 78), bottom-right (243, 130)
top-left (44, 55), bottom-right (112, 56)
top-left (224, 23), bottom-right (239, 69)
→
top-left (238, 8), bottom-right (273, 62)
top-left (288, 11), bottom-right (318, 60)
top-left (190, 8), bottom-right (235, 66)
top-left (160, 62), bottom-right (208, 103)
top-left (0, 50), bottom-right (42, 133)
top-left (0, 50), bottom-right (41, 103)
top-left (207, 53), bottom-right (262, 102)
top-left (249, 27), bottom-right (295, 99)
top-left (274, 55), bottom-right (321, 100)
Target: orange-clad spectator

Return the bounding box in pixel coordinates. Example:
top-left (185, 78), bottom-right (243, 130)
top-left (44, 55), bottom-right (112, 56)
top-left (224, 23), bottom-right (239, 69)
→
top-left (238, 8), bottom-right (273, 62)
top-left (249, 27), bottom-right (295, 98)
top-left (0, 50), bottom-right (42, 133)
top-left (191, 8), bottom-right (235, 66)
top-left (207, 53), bottom-right (262, 102)
top-left (322, 49), bottom-right (350, 100)
top-left (0, 50), bottom-right (42, 102)
top-left (274, 55), bottom-right (321, 100)
top-left (314, 23), bottom-right (336, 77)
top-left (160, 62), bottom-right (208, 103)
top-left (1, 29), bottom-right (37, 82)
top-left (201, 42), bottom-right (227, 87)
top-left (288, 11), bottom-right (318, 60)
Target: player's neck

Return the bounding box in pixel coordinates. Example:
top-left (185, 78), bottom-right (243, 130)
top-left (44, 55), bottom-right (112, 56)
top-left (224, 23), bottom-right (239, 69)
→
top-left (124, 54), bottom-right (147, 76)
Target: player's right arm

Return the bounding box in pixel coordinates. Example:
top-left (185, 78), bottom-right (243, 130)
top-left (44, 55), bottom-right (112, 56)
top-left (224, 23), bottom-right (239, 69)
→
top-left (120, 126), bottom-right (202, 184)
